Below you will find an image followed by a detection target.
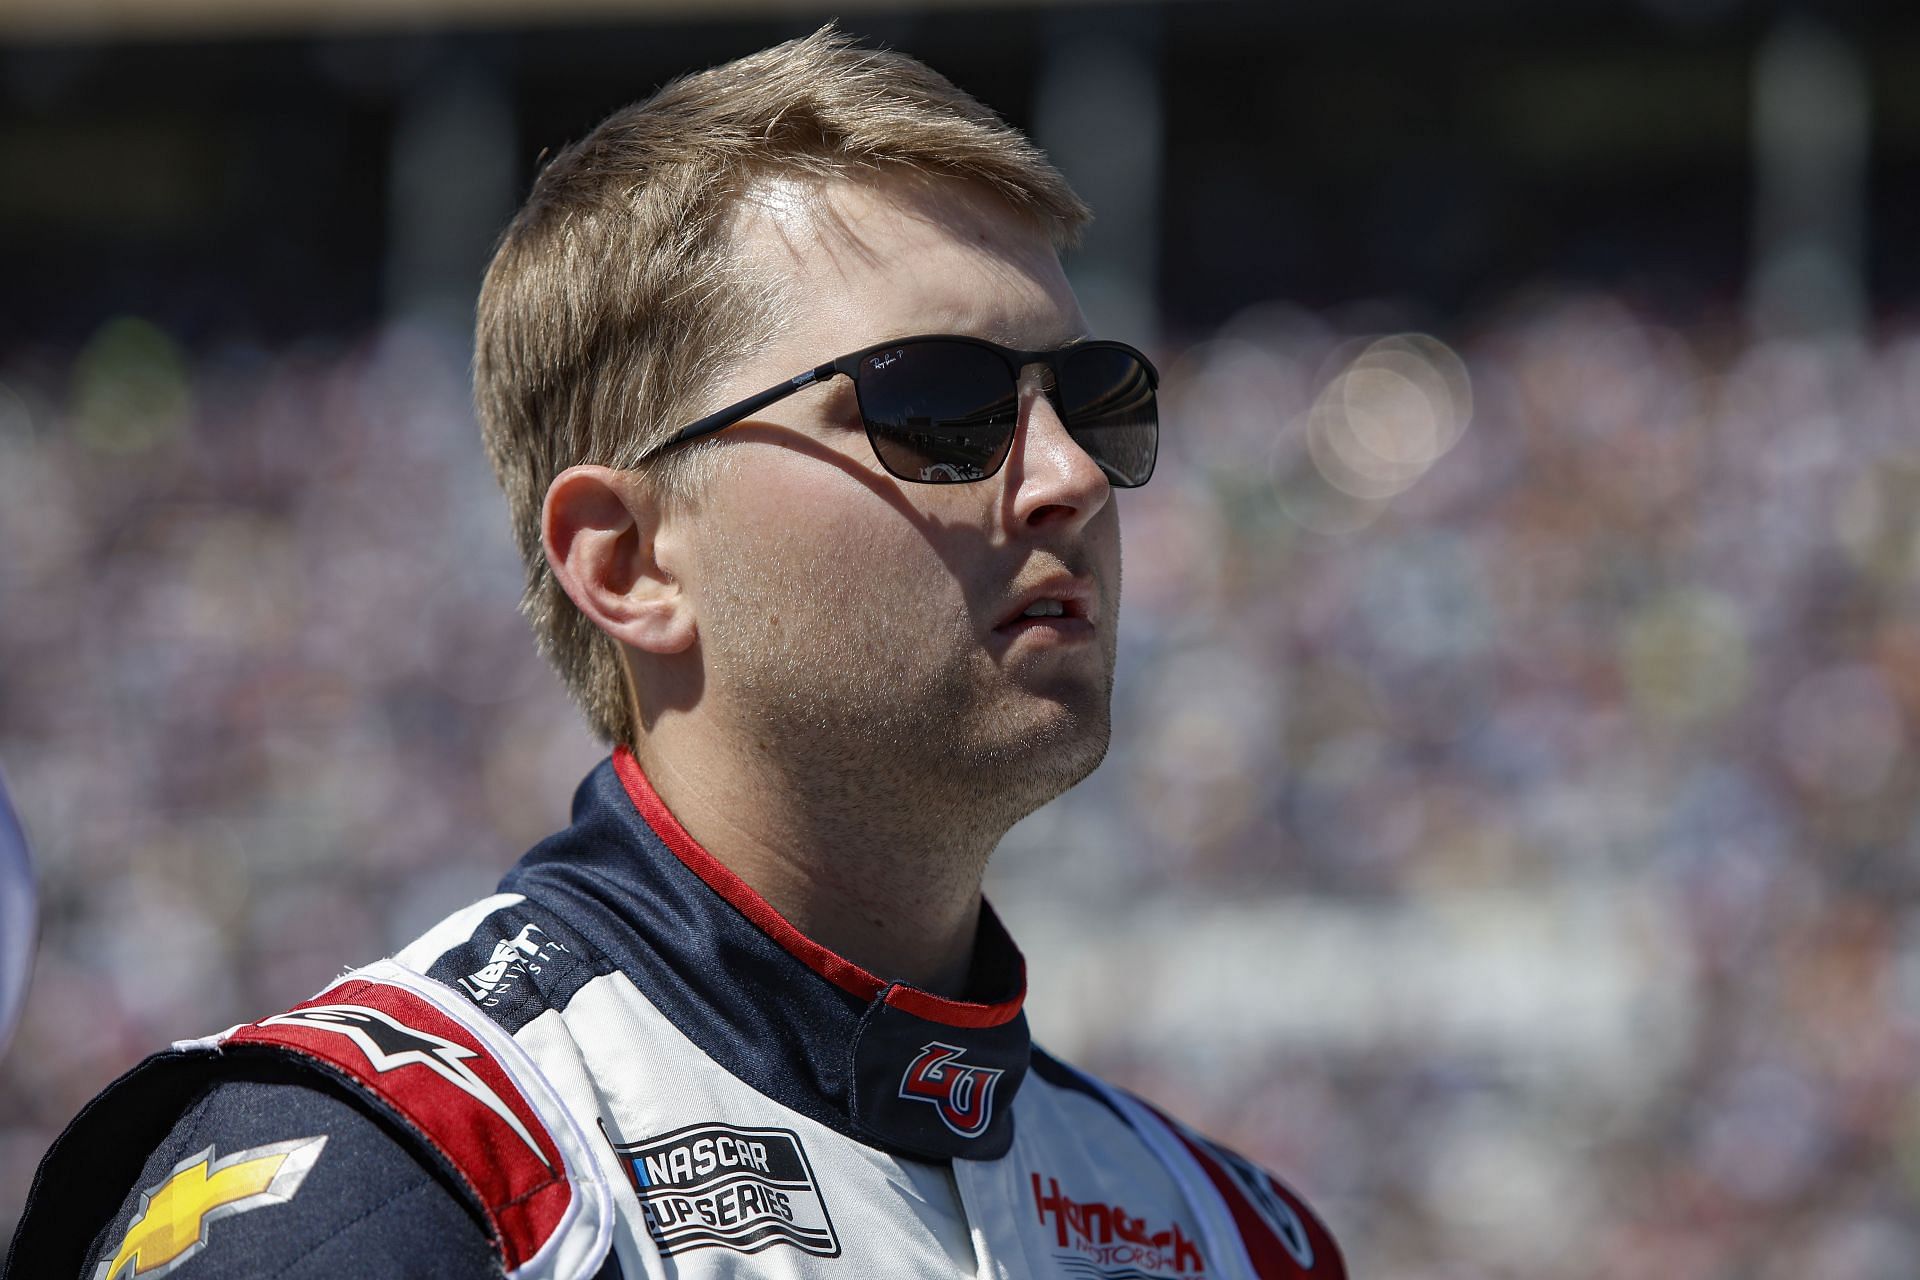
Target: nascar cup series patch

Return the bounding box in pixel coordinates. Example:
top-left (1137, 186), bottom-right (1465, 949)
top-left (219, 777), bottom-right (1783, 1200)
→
top-left (95, 1137), bottom-right (326, 1280)
top-left (604, 1121), bottom-right (839, 1259)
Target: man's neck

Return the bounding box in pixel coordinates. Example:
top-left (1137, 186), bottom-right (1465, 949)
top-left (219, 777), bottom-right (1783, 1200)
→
top-left (629, 734), bottom-right (998, 998)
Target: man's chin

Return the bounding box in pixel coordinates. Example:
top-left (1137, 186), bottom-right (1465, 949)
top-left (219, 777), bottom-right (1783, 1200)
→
top-left (968, 700), bottom-right (1112, 807)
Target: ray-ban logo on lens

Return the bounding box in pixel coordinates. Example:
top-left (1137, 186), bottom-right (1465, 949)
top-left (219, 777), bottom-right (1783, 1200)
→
top-left (605, 1122), bottom-right (838, 1259)
top-left (899, 1041), bottom-right (1004, 1139)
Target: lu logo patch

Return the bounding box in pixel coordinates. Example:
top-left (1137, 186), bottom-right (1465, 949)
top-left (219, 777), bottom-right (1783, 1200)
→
top-left (95, 1136), bottom-right (327, 1280)
top-left (898, 1041), bottom-right (1005, 1139)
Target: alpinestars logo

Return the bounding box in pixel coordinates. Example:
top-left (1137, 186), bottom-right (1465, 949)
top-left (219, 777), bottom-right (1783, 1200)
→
top-left (606, 1122), bottom-right (839, 1259)
top-left (457, 923), bottom-right (567, 1006)
top-left (898, 1041), bottom-right (1004, 1139)
top-left (256, 1004), bottom-right (549, 1167)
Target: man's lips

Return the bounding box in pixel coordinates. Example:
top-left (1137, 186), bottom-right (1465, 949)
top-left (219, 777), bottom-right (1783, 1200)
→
top-left (991, 577), bottom-right (1098, 633)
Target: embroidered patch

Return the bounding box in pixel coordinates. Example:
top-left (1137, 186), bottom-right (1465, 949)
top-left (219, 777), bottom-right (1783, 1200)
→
top-left (95, 1136), bottom-right (326, 1280)
top-left (899, 1040), bottom-right (1006, 1139)
top-left (455, 922), bottom-right (570, 1008)
top-left (604, 1121), bottom-right (839, 1258)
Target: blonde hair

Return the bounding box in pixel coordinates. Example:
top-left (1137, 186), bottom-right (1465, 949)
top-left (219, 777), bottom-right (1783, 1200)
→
top-left (474, 24), bottom-right (1091, 745)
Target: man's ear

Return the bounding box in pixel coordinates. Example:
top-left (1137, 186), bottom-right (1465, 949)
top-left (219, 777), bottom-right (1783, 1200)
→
top-left (542, 465), bottom-right (696, 656)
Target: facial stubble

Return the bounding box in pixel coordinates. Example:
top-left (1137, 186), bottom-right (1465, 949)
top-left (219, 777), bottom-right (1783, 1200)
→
top-left (696, 544), bottom-right (1117, 851)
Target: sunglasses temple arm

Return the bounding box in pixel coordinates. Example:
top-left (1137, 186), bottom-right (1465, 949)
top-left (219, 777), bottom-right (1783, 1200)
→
top-left (662, 363), bottom-right (840, 449)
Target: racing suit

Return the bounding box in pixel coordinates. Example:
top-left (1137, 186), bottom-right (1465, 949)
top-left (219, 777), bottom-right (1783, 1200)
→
top-left (8, 751), bottom-right (1345, 1280)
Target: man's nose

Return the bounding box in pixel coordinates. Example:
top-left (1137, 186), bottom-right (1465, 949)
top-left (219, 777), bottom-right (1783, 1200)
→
top-left (1004, 370), bottom-right (1112, 534)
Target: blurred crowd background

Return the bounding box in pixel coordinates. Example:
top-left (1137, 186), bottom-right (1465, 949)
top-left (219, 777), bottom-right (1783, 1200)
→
top-left (4, 2), bottom-right (1919, 1277)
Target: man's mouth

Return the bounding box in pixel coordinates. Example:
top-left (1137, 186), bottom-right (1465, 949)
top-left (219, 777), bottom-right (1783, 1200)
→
top-left (992, 581), bottom-right (1096, 636)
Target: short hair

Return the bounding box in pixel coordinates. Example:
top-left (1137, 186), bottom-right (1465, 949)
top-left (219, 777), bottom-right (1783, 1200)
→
top-left (474, 24), bottom-right (1092, 746)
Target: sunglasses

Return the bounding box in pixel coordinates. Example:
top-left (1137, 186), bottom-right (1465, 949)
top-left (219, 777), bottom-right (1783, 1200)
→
top-left (645, 334), bottom-right (1159, 487)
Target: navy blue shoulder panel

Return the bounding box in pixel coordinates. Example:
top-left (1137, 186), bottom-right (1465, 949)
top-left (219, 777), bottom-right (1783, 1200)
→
top-left (6, 1053), bottom-right (497, 1280)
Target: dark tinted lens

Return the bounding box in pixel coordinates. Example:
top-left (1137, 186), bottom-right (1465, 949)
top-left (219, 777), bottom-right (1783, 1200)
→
top-left (855, 341), bottom-right (1017, 483)
top-left (1057, 345), bottom-right (1158, 487)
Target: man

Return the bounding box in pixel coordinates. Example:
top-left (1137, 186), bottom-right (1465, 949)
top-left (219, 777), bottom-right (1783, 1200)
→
top-left (8, 29), bottom-right (1344, 1280)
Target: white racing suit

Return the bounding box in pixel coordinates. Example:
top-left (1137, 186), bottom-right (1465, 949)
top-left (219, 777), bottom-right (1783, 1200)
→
top-left (7, 751), bottom-right (1345, 1280)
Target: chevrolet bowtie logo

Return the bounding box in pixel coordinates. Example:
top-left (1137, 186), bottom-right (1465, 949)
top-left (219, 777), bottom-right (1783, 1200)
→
top-left (96, 1136), bottom-right (327, 1280)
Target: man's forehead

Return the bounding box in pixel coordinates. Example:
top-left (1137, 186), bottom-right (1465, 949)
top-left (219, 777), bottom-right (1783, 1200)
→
top-left (734, 170), bottom-right (1065, 289)
top-left (724, 168), bottom-right (1085, 363)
